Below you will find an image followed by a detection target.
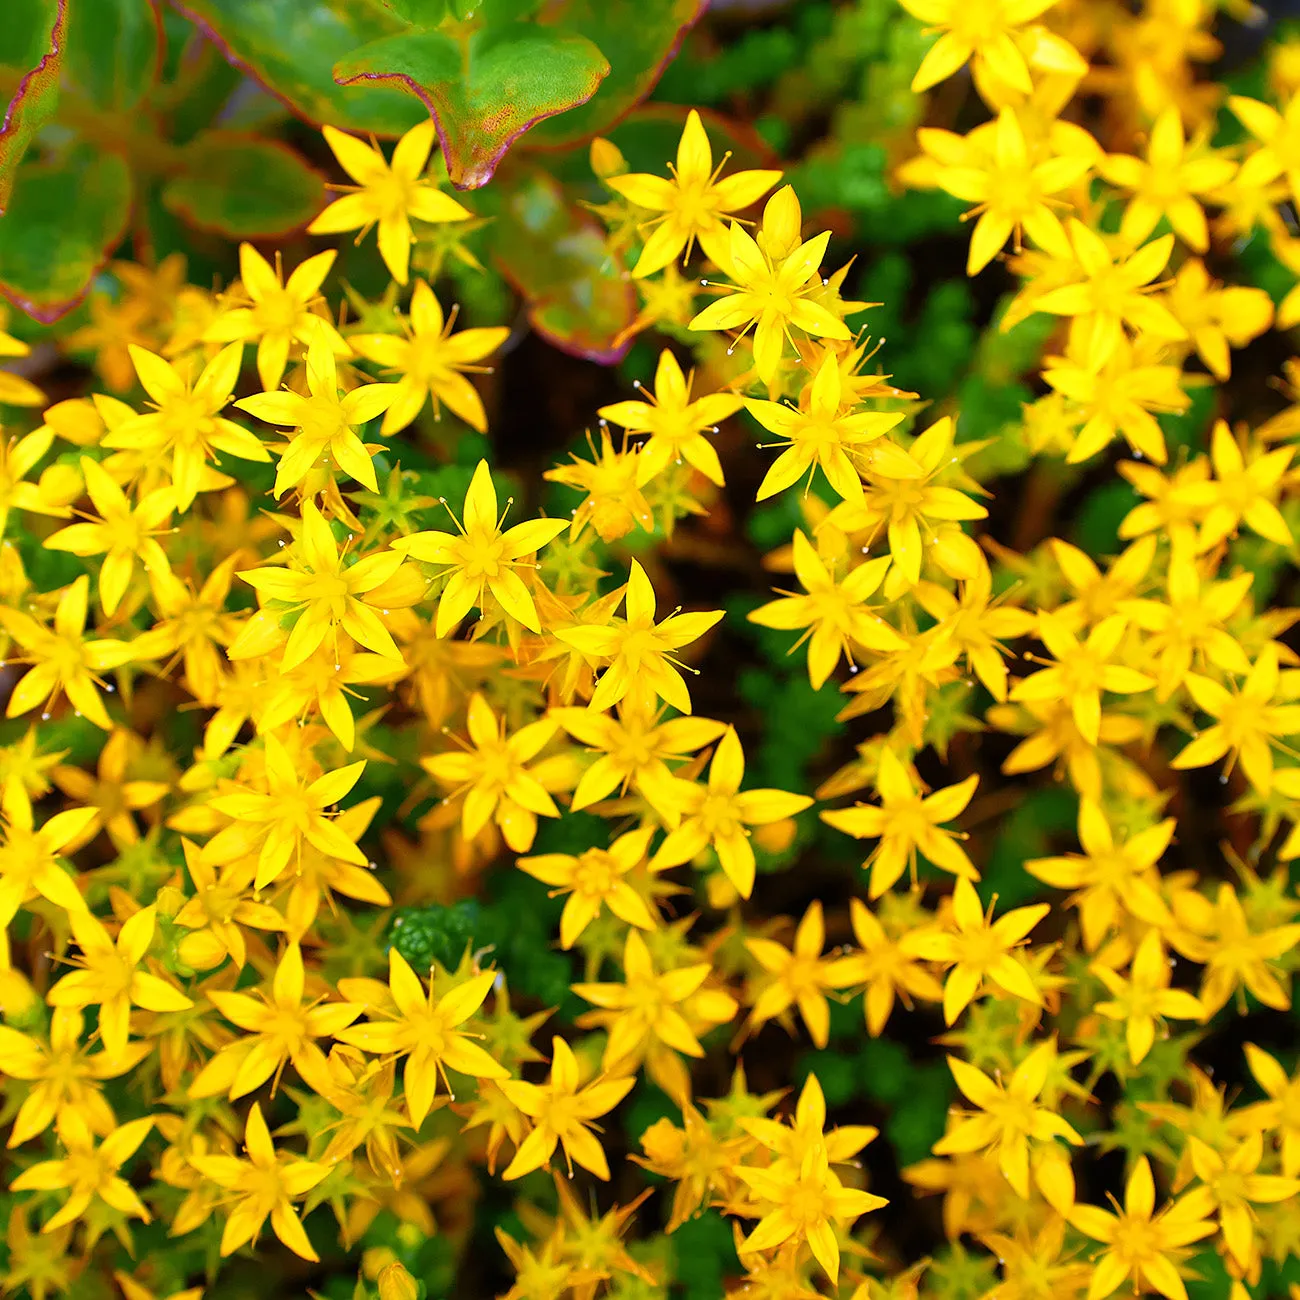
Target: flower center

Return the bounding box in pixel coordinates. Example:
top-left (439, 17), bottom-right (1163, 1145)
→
top-left (574, 849), bottom-right (621, 897)
top-left (299, 394), bottom-right (350, 444)
top-left (453, 529), bottom-right (507, 580)
top-left (253, 290), bottom-right (303, 336)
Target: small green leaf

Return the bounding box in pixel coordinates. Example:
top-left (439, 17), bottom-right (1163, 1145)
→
top-left (0, 147), bottom-right (131, 322)
top-left (523, 0), bottom-right (706, 149)
top-left (0, 0), bottom-right (66, 213)
top-left (161, 131), bottom-right (326, 237)
top-left (172, 0), bottom-right (425, 136)
top-left (334, 23), bottom-right (609, 189)
top-left (65, 0), bottom-right (162, 112)
top-left (482, 164), bottom-right (634, 362)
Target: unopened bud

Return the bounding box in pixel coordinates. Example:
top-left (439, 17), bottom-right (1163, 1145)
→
top-left (155, 884), bottom-right (186, 919)
top-left (590, 137), bottom-right (628, 180)
top-left (705, 869), bottom-right (740, 911)
top-left (752, 818), bottom-right (797, 855)
top-left (0, 968), bottom-right (39, 1026)
top-left (378, 1262), bottom-right (421, 1300)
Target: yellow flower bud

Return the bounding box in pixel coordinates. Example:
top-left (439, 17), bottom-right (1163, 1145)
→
top-left (0, 965), bottom-right (39, 1025)
top-left (155, 883), bottom-right (186, 919)
top-left (590, 137), bottom-right (628, 180)
top-left (706, 868), bottom-right (741, 910)
top-left (751, 817), bottom-right (797, 855)
top-left (361, 1246), bottom-right (396, 1279)
top-left (378, 1262), bottom-right (420, 1300)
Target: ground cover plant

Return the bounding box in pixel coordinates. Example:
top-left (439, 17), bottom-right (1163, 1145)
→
top-left (3, 0), bottom-right (1300, 1298)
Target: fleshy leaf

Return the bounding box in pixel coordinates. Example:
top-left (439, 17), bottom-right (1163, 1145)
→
top-left (0, 147), bottom-right (131, 322)
top-left (170, 0), bottom-right (426, 136)
top-left (523, 0), bottom-right (706, 149)
top-left (161, 131), bottom-right (326, 237)
top-left (485, 165), bottom-right (634, 362)
top-left (333, 23), bottom-right (609, 190)
top-left (0, 0), bottom-right (66, 213)
top-left (65, 0), bottom-right (163, 113)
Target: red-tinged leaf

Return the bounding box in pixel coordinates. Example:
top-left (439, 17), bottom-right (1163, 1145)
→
top-left (0, 147), bottom-right (132, 322)
top-left (162, 131), bottom-right (326, 238)
top-left (523, 0), bottom-right (707, 149)
top-left (65, 0), bottom-right (163, 113)
top-left (485, 165), bottom-right (634, 363)
top-left (0, 0), bottom-right (67, 214)
top-left (170, 0), bottom-right (426, 136)
top-left (334, 24), bottom-right (609, 190)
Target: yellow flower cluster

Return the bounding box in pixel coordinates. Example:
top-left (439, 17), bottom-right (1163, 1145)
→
top-left (0, 3), bottom-right (1300, 1295)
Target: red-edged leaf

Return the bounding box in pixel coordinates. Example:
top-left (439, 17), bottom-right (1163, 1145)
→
top-left (0, 147), bottom-right (132, 322)
top-left (0, 0), bottom-right (67, 214)
top-left (162, 132), bottom-right (326, 238)
top-left (524, 0), bottom-right (707, 149)
top-left (486, 165), bottom-right (634, 363)
top-left (334, 24), bottom-right (609, 190)
top-left (170, 0), bottom-right (425, 136)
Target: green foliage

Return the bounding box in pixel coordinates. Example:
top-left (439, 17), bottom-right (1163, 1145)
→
top-left (159, 132), bottom-right (326, 237)
top-left (169, 0), bottom-right (425, 135)
top-left (477, 166), bottom-right (636, 361)
top-left (0, 0), bottom-right (65, 212)
top-left (655, 3), bottom-right (832, 105)
top-left (1071, 481), bottom-right (1142, 556)
top-left (525, 0), bottom-right (706, 149)
top-left (390, 899), bottom-right (484, 972)
top-left (334, 24), bottom-right (610, 190)
top-left (0, 148), bottom-right (130, 321)
top-left (982, 787), bottom-right (1078, 908)
top-left (0, 0), bottom-right (704, 324)
top-left (65, 0), bottom-right (161, 114)
top-left (670, 1210), bottom-right (739, 1300)
top-left (4, 4), bottom-right (1294, 1298)
top-left (736, 666), bottom-right (844, 791)
top-left (389, 872), bottom-right (579, 1015)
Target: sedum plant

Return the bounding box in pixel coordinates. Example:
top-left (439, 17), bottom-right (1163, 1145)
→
top-left (1, 2), bottom-right (1300, 1300)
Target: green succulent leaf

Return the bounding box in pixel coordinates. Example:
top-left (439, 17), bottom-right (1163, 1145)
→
top-left (0, 0), bottom-right (66, 213)
top-left (172, 0), bottom-right (426, 136)
top-left (0, 146), bottom-right (131, 321)
top-left (161, 131), bottom-right (326, 238)
top-left (65, 0), bottom-right (163, 112)
top-left (334, 23), bottom-right (609, 189)
top-left (523, 0), bottom-right (707, 149)
top-left (483, 164), bottom-right (635, 362)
